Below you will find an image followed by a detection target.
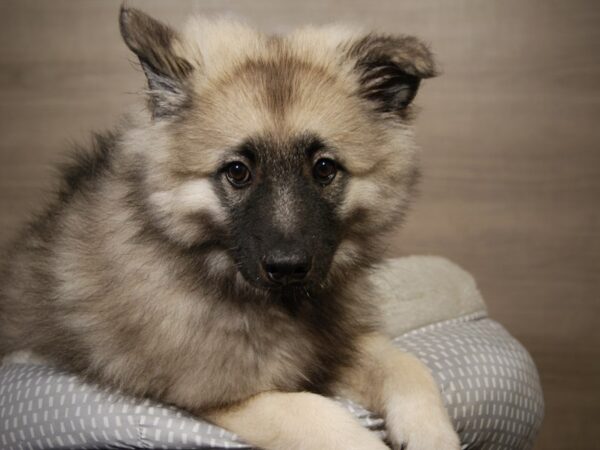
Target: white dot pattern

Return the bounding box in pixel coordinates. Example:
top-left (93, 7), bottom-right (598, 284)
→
top-left (0, 314), bottom-right (543, 449)
top-left (393, 313), bottom-right (544, 450)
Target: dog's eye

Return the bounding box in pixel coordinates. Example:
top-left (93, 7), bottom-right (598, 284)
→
top-left (226, 162), bottom-right (252, 187)
top-left (313, 159), bottom-right (337, 185)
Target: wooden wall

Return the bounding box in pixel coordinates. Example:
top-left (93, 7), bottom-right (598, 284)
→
top-left (0, 1), bottom-right (598, 448)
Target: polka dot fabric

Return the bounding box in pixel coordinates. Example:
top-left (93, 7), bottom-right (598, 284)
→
top-left (0, 313), bottom-right (543, 449)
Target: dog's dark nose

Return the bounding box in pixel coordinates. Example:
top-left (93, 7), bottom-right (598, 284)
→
top-left (262, 251), bottom-right (312, 285)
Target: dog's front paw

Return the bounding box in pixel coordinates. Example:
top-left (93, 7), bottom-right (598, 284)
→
top-left (387, 401), bottom-right (460, 450)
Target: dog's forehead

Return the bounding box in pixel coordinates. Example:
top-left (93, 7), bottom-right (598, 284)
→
top-left (178, 23), bottom-right (360, 135)
top-left (167, 23), bottom-right (405, 176)
top-left (179, 56), bottom-right (385, 172)
top-left (200, 60), bottom-right (354, 138)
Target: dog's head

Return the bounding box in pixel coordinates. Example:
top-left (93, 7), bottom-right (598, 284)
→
top-left (119, 7), bottom-right (436, 292)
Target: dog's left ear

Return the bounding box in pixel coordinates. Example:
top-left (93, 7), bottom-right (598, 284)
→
top-left (119, 6), bottom-right (193, 118)
top-left (346, 34), bottom-right (437, 115)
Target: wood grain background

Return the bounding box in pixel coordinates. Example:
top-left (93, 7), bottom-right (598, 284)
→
top-left (0, 1), bottom-right (598, 448)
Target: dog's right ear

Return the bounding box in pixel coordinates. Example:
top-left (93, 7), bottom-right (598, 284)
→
top-left (119, 6), bottom-right (193, 118)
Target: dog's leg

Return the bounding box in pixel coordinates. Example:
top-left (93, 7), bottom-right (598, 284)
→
top-left (206, 390), bottom-right (389, 450)
top-left (334, 333), bottom-right (460, 450)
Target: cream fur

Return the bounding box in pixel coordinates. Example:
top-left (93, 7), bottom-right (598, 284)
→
top-left (207, 391), bottom-right (389, 450)
top-left (2, 350), bottom-right (47, 365)
top-left (210, 333), bottom-right (460, 450)
top-left (335, 334), bottom-right (460, 450)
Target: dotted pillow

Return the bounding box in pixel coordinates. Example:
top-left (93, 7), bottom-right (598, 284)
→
top-left (0, 312), bottom-right (543, 450)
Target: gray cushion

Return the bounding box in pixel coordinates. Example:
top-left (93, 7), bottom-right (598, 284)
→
top-left (394, 313), bottom-right (544, 450)
top-left (0, 313), bottom-right (544, 450)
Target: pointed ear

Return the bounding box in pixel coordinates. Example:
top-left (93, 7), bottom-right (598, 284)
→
top-left (346, 34), bottom-right (437, 116)
top-left (119, 6), bottom-right (193, 118)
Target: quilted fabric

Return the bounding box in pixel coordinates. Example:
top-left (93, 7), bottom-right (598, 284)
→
top-left (0, 313), bottom-right (543, 450)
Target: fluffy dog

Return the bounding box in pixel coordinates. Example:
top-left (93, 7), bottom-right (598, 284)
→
top-left (0, 7), bottom-right (459, 450)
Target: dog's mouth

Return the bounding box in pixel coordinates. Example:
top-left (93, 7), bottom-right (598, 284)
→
top-left (241, 264), bottom-right (313, 291)
top-left (234, 264), bottom-right (319, 308)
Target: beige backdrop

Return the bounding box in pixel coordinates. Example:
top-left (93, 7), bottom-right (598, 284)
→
top-left (0, 1), bottom-right (598, 449)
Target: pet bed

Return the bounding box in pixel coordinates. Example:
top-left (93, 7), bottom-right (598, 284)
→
top-left (0, 256), bottom-right (544, 449)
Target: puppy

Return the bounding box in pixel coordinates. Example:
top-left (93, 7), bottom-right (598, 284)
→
top-left (0, 7), bottom-right (459, 450)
